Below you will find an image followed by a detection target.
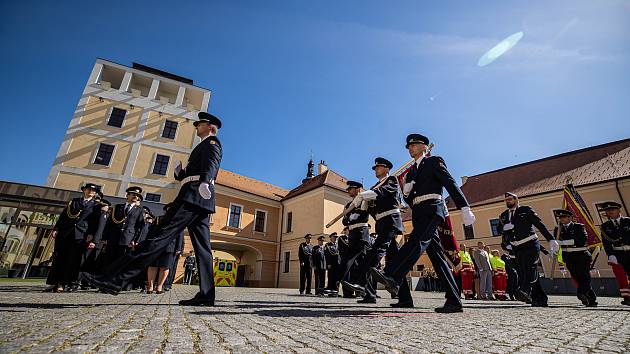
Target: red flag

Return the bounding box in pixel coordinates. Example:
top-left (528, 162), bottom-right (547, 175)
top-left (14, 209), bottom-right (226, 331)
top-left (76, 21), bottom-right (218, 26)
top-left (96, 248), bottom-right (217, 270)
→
top-left (562, 183), bottom-right (602, 249)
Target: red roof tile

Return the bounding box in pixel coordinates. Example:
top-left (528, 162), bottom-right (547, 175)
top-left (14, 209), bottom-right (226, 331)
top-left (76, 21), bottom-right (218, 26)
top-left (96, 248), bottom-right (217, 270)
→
top-left (216, 169), bottom-right (288, 201)
top-left (282, 170), bottom-right (348, 200)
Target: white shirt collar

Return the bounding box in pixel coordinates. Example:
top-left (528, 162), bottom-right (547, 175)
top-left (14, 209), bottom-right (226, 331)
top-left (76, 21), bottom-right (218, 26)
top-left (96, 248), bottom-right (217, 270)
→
top-left (200, 134), bottom-right (213, 143)
top-left (415, 154), bottom-right (425, 167)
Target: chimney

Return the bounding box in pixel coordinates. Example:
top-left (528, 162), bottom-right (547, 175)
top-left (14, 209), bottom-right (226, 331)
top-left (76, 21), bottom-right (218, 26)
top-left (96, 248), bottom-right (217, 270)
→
top-left (318, 160), bottom-right (328, 175)
top-left (461, 176), bottom-right (469, 185)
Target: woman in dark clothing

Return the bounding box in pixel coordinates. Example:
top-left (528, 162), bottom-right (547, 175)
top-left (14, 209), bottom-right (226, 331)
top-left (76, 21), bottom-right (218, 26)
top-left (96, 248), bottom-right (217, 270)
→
top-left (147, 230), bottom-right (184, 294)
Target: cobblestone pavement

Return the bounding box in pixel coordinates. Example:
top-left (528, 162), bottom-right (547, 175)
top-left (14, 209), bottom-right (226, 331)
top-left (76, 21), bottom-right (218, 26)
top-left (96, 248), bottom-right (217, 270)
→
top-left (0, 282), bottom-right (629, 353)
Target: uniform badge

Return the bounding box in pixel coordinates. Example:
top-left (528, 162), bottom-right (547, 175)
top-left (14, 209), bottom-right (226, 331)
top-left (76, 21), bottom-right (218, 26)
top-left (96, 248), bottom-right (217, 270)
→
top-left (210, 140), bottom-right (215, 145)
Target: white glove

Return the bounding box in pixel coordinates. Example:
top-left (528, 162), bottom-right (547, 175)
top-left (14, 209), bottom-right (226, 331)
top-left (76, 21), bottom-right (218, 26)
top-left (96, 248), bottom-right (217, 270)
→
top-left (549, 240), bottom-right (560, 254)
top-left (461, 206), bottom-right (475, 226)
top-left (349, 214), bottom-right (359, 221)
top-left (506, 244), bottom-right (513, 250)
top-left (198, 182), bottom-right (212, 200)
top-left (175, 160), bottom-right (183, 175)
top-left (351, 195), bottom-right (363, 208)
top-left (403, 181), bottom-right (415, 195)
top-left (359, 190), bottom-right (377, 201)
top-left (608, 255), bottom-right (618, 265)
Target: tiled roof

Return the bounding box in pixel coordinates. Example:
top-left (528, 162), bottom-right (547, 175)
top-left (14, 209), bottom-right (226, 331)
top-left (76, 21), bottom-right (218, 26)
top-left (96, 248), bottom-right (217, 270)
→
top-left (282, 170), bottom-right (348, 201)
top-left (447, 139), bottom-right (630, 208)
top-left (216, 169), bottom-right (288, 201)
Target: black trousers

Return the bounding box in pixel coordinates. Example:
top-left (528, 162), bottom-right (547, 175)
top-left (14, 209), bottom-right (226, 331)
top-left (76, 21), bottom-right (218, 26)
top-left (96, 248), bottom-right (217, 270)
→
top-left (505, 260), bottom-right (519, 297)
top-left (337, 229), bottom-right (369, 285)
top-left (165, 255), bottom-right (181, 288)
top-left (99, 200), bottom-right (215, 300)
top-left (356, 223), bottom-right (397, 300)
top-left (384, 214), bottom-right (460, 307)
top-left (564, 252), bottom-right (595, 301)
top-left (314, 268), bottom-right (326, 293)
top-left (383, 238), bottom-right (413, 303)
top-left (184, 268), bottom-right (195, 284)
top-left (326, 264), bottom-right (339, 290)
top-left (47, 237), bottom-right (84, 286)
top-left (107, 245), bottom-right (131, 265)
top-left (514, 243), bottom-right (547, 304)
top-left (299, 265), bottom-right (312, 293)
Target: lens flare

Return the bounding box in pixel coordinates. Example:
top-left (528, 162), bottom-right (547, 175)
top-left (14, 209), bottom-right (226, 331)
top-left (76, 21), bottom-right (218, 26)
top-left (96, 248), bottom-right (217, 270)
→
top-left (477, 32), bottom-right (524, 67)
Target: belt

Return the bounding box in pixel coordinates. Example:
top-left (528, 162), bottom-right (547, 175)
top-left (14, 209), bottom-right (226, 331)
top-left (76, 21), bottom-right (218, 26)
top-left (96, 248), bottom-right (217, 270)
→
top-left (556, 240), bottom-right (575, 246)
top-left (412, 194), bottom-right (442, 205)
top-left (182, 175), bottom-right (215, 185)
top-left (511, 234), bottom-right (538, 246)
top-left (348, 223), bottom-right (369, 231)
top-left (612, 245), bottom-right (630, 251)
top-left (562, 247), bottom-right (588, 252)
top-left (376, 209), bottom-right (400, 221)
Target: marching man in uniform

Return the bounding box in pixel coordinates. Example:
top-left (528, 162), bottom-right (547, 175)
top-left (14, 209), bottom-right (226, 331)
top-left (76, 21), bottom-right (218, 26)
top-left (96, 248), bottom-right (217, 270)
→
top-left (371, 134), bottom-right (476, 313)
top-left (82, 112), bottom-right (223, 306)
top-left (553, 209), bottom-right (597, 306)
top-left (600, 201), bottom-right (630, 306)
top-left (298, 234), bottom-right (313, 295)
top-left (342, 157), bottom-right (412, 307)
top-left (499, 192), bottom-right (558, 307)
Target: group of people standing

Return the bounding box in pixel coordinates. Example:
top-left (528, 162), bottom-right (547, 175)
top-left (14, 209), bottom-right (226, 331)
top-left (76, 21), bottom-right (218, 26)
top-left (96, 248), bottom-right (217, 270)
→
top-left (45, 183), bottom-right (196, 294)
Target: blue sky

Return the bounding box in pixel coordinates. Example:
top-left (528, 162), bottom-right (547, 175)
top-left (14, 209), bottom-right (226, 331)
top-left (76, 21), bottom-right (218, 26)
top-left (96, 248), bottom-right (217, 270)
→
top-left (1, 1), bottom-right (629, 191)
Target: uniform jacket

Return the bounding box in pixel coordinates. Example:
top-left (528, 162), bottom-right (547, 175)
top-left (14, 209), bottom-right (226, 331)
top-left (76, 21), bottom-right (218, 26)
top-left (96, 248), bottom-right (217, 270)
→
top-left (499, 205), bottom-right (554, 250)
top-left (92, 208), bottom-right (110, 248)
top-left (368, 175), bottom-right (404, 233)
top-left (54, 197), bottom-right (101, 240)
top-left (555, 222), bottom-right (589, 255)
top-left (601, 216), bottom-right (630, 257)
top-left (312, 244), bottom-right (327, 270)
top-left (324, 242), bottom-right (340, 267)
top-left (104, 203), bottom-right (145, 246)
top-left (184, 255), bottom-right (196, 270)
top-left (342, 201), bottom-right (370, 242)
top-left (298, 242), bottom-right (313, 267)
top-left (404, 156), bottom-right (468, 220)
top-left (174, 135), bottom-right (222, 213)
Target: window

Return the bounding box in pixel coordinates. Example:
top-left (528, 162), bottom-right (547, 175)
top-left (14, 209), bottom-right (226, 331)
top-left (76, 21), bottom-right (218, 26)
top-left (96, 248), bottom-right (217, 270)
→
top-left (286, 212), bottom-right (293, 233)
top-left (283, 251), bottom-right (290, 273)
top-left (254, 210), bottom-right (267, 233)
top-left (228, 204), bottom-right (242, 229)
top-left (162, 120), bottom-right (178, 139)
top-left (152, 154), bottom-right (170, 175)
top-left (107, 107), bottom-right (127, 128)
top-left (463, 224), bottom-right (475, 240)
top-left (94, 143), bottom-right (115, 166)
top-left (489, 219), bottom-right (501, 236)
top-left (145, 193), bottom-right (161, 202)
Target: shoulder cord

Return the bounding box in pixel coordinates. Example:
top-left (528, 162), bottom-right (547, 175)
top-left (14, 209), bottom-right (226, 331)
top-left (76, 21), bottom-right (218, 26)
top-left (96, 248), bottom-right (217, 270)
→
top-left (110, 205), bottom-right (127, 225)
top-left (66, 200), bottom-right (82, 219)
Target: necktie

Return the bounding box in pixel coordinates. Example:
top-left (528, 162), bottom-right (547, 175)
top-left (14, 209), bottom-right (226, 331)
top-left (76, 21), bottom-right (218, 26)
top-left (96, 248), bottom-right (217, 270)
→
top-left (614, 220), bottom-right (620, 228)
top-left (509, 210), bottom-right (514, 222)
top-left (125, 204), bottom-right (132, 214)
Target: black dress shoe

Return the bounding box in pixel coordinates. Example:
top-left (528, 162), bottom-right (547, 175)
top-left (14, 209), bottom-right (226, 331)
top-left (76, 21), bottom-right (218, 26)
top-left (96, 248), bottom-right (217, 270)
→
top-left (434, 304), bottom-right (464, 313)
top-left (369, 268), bottom-right (399, 297)
top-left (621, 299), bottom-right (630, 306)
top-left (586, 301), bottom-right (598, 307)
top-left (577, 293), bottom-right (589, 306)
top-left (79, 272), bottom-right (120, 296)
top-left (515, 290), bottom-right (532, 304)
top-left (390, 301), bottom-right (414, 308)
top-left (341, 281), bottom-right (366, 298)
top-left (531, 302), bottom-right (548, 307)
top-left (179, 297), bottom-right (214, 306)
top-left (357, 298), bottom-right (377, 304)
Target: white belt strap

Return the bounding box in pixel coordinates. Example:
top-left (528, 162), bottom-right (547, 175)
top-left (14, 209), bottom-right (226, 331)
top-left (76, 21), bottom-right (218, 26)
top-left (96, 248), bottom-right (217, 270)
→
top-left (348, 223), bottom-right (369, 231)
top-left (511, 234), bottom-right (538, 246)
top-left (613, 245), bottom-right (630, 251)
top-left (182, 175), bottom-right (215, 185)
top-left (376, 209), bottom-right (400, 221)
top-left (562, 247), bottom-right (588, 252)
top-left (412, 194), bottom-right (442, 205)
top-left (556, 239), bottom-right (575, 246)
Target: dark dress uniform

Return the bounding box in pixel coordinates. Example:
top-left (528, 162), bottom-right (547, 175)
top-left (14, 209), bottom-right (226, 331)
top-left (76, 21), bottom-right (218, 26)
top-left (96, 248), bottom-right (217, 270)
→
top-left (600, 213), bottom-right (630, 303)
top-left (324, 239), bottom-right (341, 292)
top-left (104, 203), bottom-right (145, 263)
top-left (379, 152), bottom-right (470, 311)
top-left (298, 240), bottom-right (313, 294)
top-left (47, 196), bottom-right (101, 289)
top-left (183, 254), bottom-right (196, 285)
top-left (337, 198), bottom-right (371, 286)
top-left (312, 242), bottom-right (327, 295)
top-left (555, 219), bottom-right (597, 306)
top-left (337, 234), bottom-right (356, 297)
top-left (81, 201), bottom-right (110, 284)
top-left (164, 231), bottom-right (185, 290)
top-left (499, 204), bottom-right (555, 306)
top-left (82, 113), bottom-right (223, 305)
top-left (500, 252), bottom-right (518, 300)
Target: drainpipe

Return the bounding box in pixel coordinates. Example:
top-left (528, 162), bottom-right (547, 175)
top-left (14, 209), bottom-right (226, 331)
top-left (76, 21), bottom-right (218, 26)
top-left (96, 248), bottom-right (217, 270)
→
top-left (276, 204), bottom-right (285, 288)
top-left (615, 179), bottom-right (629, 216)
